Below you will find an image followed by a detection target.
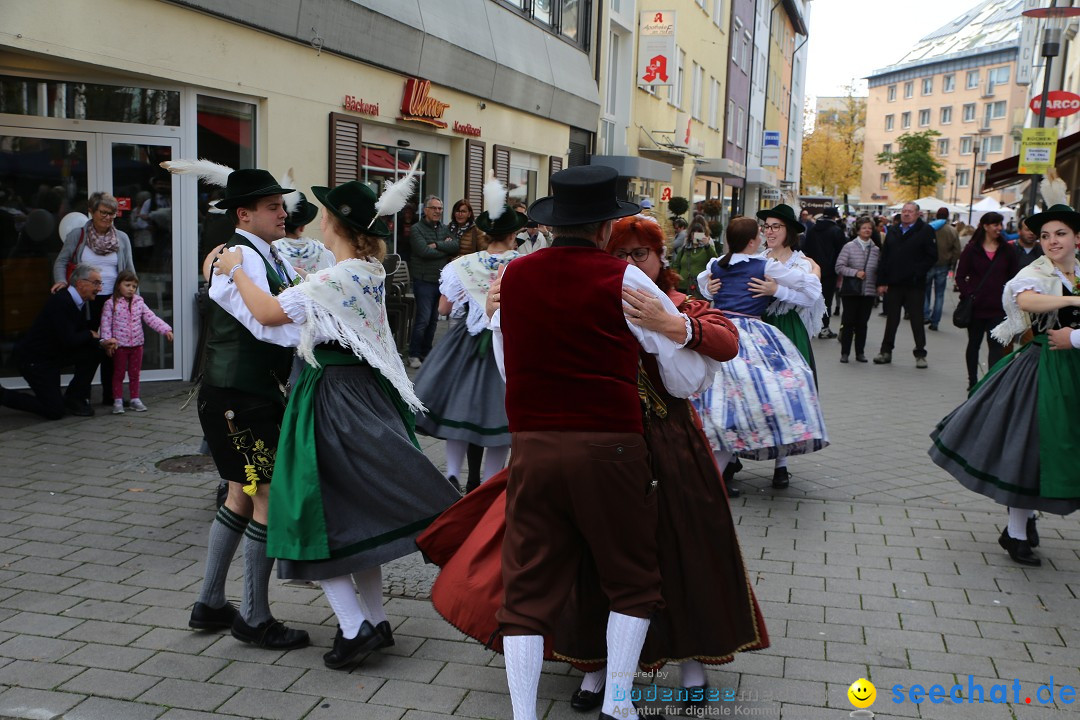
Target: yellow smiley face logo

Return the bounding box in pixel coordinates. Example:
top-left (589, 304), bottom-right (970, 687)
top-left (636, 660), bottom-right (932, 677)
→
top-left (848, 678), bottom-right (876, 709)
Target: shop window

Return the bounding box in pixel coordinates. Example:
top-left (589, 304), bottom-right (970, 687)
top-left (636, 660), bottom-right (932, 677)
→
top-left (508, 150), bottom-right (539, 207)
top-left (0, 75), bottom-right (179, 126)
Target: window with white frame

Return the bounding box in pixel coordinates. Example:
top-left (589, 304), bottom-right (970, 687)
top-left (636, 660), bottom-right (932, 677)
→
top-left (732, 19), bottom-right (743, 63)
top-left (901, 111), bottom-right (911, 129)
top-left (726, 100), bottom-right (735, 142)
top-left (691, 62), bottom-right (703, 119)
top-left (943, 74), bottom-right (955, 92)
top-left (743, 31), bottom-right (752, 72)
top-left (713, 0), bottom-right (725, 26)
top-left (922, 78), bottom-right (933, 95)
top-left (904, 81), bottom-right (913, 98)
top-left (963, 103), bottom-right (976, 122)
top-left (960, 136), bottom-right (973, 154)
top-left (919, 109), bottom-right (930, 126)
top-left (988, 66), bottom-right (1009, 87)
top-left (709, 78), bottom-right (720, 129)
top-left (736, 107), bottom-right (745, 148)
top-left (940, 106), bottom-right (952, 124)
top-left (880, 173), bottom-right (890, 188)
top-left (981, 135), bottom-right (1003, 154)
top-left (966, 70), bottom-right (979, 89)
top-left (670, 47), bottom-right (685, 108)
top-left (957, 168), bottom-right (970, 187)
top-left (883, 143), bottom-right (892, 154)
top-left (885, 114), bottom-right (894, 131)
top-left (888, 85), bottom-right (896, 102)
top-left (937, 138), bottom-right (949, 155)
top-left (985, 100), bottom-right (1006, 121)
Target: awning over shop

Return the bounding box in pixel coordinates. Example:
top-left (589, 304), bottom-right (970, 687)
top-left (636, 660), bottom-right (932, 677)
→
top-left (697, 157), bottom-right (746, 186)
top-left (590, 155), bottom-right (672, 183)
top-left (983, 130), bottom-right (1080, 192)
top-left (746, 166), bottom-right (778, 188)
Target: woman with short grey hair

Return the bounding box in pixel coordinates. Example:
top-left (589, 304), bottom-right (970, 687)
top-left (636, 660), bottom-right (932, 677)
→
top-left (51, 191), bottom-right (136, 406)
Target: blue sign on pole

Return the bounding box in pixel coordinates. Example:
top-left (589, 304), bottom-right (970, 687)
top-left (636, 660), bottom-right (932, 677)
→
top-left (762, 130), bottom-right (781, 166)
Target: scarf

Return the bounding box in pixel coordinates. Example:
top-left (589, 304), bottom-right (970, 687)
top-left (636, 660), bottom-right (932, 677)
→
top-left (293, 257), bottom-right (422, 411)
top-left (991, 255), bottom-right (1077, 344)
top-left (449, 219), bottom-right (474, 237)
top-left (84, 221), bottom-right (119, 254)
top-left (448, 249), bottom-right (520, 335)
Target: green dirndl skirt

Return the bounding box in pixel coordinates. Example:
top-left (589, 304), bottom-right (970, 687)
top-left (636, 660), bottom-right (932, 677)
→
top-left (764, 308), bottom-right (817, 385)
top-left (929, 333), bottom-right (1080, 514)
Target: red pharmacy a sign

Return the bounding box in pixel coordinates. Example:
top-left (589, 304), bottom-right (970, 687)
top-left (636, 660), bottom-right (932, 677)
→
top-left (1030, 91), bottom-right (1080, 118)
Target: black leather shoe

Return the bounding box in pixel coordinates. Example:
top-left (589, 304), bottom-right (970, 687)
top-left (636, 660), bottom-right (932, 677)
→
top-left (998, 529), bottom-right (1041, 567)
top-left (323, 621), bottom-right (382, 669)
top-left (374, 620), bottom-right (395, 649)
top-left (840, 355), bottom-right (849, 363)
top-left (569, 685), bottom-right (604, 711)
top-left (189, 601), bottom-right (237, 630)
top-left (856, 354), bottom-right (868, 363)
top-left (685, 684), bottom-right (710, 710)
top-left (64, 397), bottom-right (94, 417)
top-left (1027, 516), bottom-right (1039, 548)
top-left (231, 615), bottom-right (310, 650)
top-left (772, 468), bottom-right (790, 489)
top-left (722, 461), bottom-right (740, 498)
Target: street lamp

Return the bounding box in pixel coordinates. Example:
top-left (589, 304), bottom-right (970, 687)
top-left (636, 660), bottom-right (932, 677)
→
top-left (969, 144), bottom-right (980, 225)
top-left (1023, 2), bottom-right (1080, 211)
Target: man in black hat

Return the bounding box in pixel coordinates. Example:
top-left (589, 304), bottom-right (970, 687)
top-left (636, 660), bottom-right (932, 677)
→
top-left (802, 206), bottom-right (847, 338)
top-left (492, 165), bottom-right (711, 720)
top-left (188, 168), bottom-right (309, 651)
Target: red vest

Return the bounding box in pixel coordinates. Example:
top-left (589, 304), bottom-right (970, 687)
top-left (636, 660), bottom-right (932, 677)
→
top-left (500, 242), bottom-right (641, 433)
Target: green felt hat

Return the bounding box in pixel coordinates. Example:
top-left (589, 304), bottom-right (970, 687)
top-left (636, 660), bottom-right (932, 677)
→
top-left (476, 207), bottom-right (528, 236)
top-left (310, 182), bottom-right (391, 237)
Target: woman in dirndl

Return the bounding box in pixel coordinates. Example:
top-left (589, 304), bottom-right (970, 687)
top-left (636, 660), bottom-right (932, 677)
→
top-left (695, 216), bottom-right (828, 490)
top-left (413, 191), bottom-right (525, 493)
top-left (212, 179), bottom-right (460, 668)
top-left (929, 203), bottom-right (1080, 568)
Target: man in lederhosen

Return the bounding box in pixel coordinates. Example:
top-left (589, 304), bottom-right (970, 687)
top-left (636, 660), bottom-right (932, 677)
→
top-left (187, 169), bottom-right (308, 650)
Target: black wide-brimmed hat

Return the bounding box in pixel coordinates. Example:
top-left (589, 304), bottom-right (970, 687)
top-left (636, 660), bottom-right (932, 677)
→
top-left (215, 169), bottom-right (296, 209)
top-left (310, 181), bottom-right (391, 238)
top-left (528, 166), bottom-right (639, 226)
top-left (1024, 204), bottom-right (1080, 234)
top-left (287, 190), bottom-right (319, 227)
top-left (757, 204), bottom-right (804, 238)
top-left (476, 207), bottom-right (528, 236)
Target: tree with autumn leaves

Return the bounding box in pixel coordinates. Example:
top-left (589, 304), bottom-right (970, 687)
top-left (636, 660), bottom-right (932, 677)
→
top-left (875, 130), bottom-right (945, 201)
top-left (800, 90), bottom-right (865, 198)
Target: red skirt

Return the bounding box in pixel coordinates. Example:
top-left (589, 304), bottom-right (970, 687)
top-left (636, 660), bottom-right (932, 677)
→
top-left (416, 399), bottom-right (769, 669)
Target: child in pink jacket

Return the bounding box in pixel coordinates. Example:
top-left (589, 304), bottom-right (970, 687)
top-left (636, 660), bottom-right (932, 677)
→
top-left (101, 270), bottom-right (173, 414)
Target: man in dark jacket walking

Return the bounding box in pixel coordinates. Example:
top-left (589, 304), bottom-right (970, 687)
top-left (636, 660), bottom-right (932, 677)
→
top-left (802, 206), bottom-right (847, 338)
top-left (874, 202), bottom-right (938, 367)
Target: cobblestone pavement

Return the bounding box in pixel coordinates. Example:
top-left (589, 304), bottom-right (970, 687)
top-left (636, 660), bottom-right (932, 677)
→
top-left (1, 305), bottom-right (1078, 720)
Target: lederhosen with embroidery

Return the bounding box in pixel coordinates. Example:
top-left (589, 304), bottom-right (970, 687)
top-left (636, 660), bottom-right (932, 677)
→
top-left (198, 235), bottom-right (295, 491)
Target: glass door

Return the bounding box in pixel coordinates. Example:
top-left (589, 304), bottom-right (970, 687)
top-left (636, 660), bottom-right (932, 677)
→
top-left (99, 135), bottom-right (181, 379)
top-left (0, 128), bottom-right (94, 378)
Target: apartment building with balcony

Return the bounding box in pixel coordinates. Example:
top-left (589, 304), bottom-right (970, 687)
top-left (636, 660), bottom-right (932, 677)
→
top-left (861, 0), bottom-right (1026, 209)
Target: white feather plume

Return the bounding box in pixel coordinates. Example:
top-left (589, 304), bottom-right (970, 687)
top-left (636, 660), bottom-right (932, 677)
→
top-left (281, 168), bottom-right (301, 215)
top-left (483, 169), bottom-right (507, 221)
top-left (159, 158), bottom-right (233, 187)
top-left (1039, 170), bottom-right (1069, 208)
top-left (371, 154), bottom-right (423, 227)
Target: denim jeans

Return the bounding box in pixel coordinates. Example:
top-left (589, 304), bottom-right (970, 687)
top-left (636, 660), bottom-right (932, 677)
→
top-left (409, 278), bottom-right (442, 359)
top-left (923, 265), bottom-right (950, 327)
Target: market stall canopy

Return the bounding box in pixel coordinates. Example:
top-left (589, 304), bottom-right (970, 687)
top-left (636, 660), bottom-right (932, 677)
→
top-left (967, 196), bottom-right (1015, 226)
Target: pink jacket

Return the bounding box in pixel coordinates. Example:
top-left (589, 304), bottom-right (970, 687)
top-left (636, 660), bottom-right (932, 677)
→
top-left (101, 295), bottom-right (172, 348)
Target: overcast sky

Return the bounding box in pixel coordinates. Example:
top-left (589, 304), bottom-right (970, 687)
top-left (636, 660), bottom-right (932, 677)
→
top-left (806, 0), bottom-right (996, 99)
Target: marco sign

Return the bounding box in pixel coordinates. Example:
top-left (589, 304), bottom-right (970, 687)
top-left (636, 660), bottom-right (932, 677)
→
top-left (1029, 91), bottom-right (1080, 118)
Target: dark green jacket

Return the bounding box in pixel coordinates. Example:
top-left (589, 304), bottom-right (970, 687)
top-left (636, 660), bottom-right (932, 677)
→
top-left (408, 220), bottom-right (458, 282)
top-left (673, 243), bottom-right (718, 299)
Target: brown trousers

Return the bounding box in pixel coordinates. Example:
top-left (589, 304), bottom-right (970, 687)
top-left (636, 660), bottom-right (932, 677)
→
top-left (497, 430), bottom-right (663, 637)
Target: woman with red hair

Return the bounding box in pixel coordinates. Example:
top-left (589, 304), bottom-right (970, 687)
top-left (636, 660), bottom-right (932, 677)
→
top-left (417, 214), bottom-right (769, 711)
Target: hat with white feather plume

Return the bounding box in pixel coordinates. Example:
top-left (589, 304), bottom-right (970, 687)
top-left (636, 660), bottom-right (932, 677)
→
top-left (476, 170), bottom-right (527, 236)
top-left (310, 154), bottom-right (424, 238)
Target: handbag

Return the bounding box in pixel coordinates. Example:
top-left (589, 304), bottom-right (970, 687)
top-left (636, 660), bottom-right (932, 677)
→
top-left (64, 229), bottom-right (85, 283)
top-left (840, 243), bottom-right (872, 296)
top-left (952, 250), bottom-right (999, 329)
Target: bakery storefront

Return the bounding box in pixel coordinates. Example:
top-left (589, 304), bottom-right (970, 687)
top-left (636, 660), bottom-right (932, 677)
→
top-left (1, 0), bottom-right (585, 385)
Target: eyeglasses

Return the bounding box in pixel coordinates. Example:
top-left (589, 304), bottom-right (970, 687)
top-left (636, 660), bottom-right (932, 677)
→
top-left (95, 209), bottom-right (117, 217)
top-left (426, 205), bottom-right (443, 212)
top-left (761, 223), bottom-right (786, 232)
top-left (613, 247), bottom-right (653, 262)
top-left (79, 278), bottom-right (104, 287)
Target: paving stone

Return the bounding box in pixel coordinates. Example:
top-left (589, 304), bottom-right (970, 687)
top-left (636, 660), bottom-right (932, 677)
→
top-left (0, 633), bottom-right (83, 662)
top-left (0, 571), bottom-right (82, 594)
top-left (64, 696), bottom-right (167, 720)
top-left (137, 677), bottom-right (237, 712)
top-left (0, 611), bottom-right (83, 638)
top-left (285, 668), bottom-right (384, 702)
top-left (0, 590), bottom-right (82, 614)
top-left (213, 687), bottom-right (320, 720)
top-left (0, 659), bottom-right (85, 690)
top-left (59, 667), bottom-right (162, 700)
top-left (135, 651), bottom-right (229, 682)
top-left (413, 639), bottom-right (497, 667)
top-left (211, 659), bottom-right (306, 691)
top-left (368, 679), bottom-right (466, 714)
top-left (61, 579), bottom-right (144, 602)
top-left (353, 652), bottom-right (446, 684)
top-left (302, 697), bottom-right (405, 720)
top-left (130, 627), bottom-right (223, 654)
top-left (0, 686), bottom-right (84, 718)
